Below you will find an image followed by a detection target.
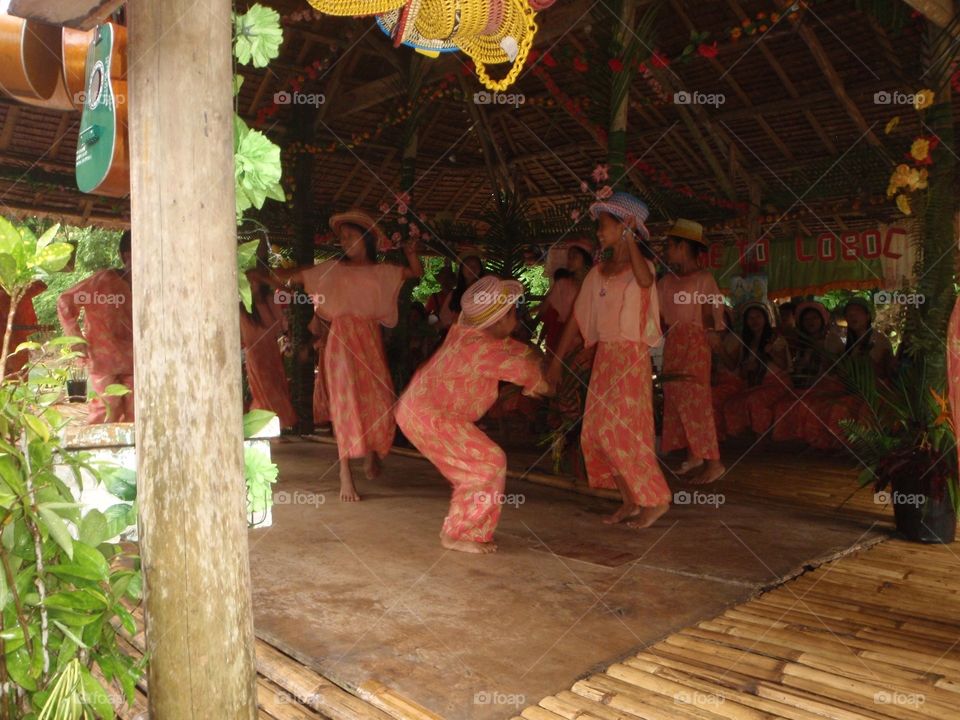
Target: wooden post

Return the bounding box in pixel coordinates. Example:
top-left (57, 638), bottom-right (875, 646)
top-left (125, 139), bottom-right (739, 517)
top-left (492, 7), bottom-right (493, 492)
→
top-left (127, 0), bottom-right (257, 717)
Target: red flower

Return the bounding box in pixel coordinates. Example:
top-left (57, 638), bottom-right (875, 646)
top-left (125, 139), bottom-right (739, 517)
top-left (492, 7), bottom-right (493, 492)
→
top-left (543, 51), bottom-right (557, 68)
top-left (608, 57), bottom-right (624, 72)
top-left (573, 56), bottom-right (589, 73)
top-left (651, 50), bottom-right (670, 68)
top-left (697, 42), bottom-right (718, 59)
top-left (526, 48), bottom-right (540, 65)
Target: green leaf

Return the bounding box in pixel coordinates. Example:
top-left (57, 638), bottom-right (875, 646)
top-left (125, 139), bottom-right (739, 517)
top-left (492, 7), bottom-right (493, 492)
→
top-left (234, 74), bottom-right (244, 97)
top-left (49, 335), bottom-right (87, 347)
top-left (98, 465), bottom-right (137, 501)
top-left (6, 648), bottom-right (37, 691)
top-left (14, 340), bottom-right (42, 354)
top-left (80, 664), bottom-right (116, 720)
top-left (33, 241), bottom-right (74, 273)
top-left (0, 215), bottom-right (21, 255)
top-left (52, 620), bottom-right (88, 649)
top-left (103, 502), bottom-right (135, 537)
top-left (243, 409), bottom-right (276, 438)
top-left (102, 383), bottom-right (131, 397)
top-left (0, 251), bottom-right (20, 292)
top-left (234, 117), bottom-right (283, 215)
top-left (35, 222), bottom-right (60, 251)
top-left (23, 413), bottom-right (50, 441)
top-left (79, 509), bottom-right (110, 546)
top-left (39, 505), bottom-right (74, 560)
top-left (45, 589), bottom-right (108, 613)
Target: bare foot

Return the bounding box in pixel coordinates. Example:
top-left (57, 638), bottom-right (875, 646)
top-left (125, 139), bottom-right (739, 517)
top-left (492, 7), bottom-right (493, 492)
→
top-left (363, 452), bottom-right (382, 480)
top-left (625, 503), bottom-right (670, 529)
top-left (688, 460), bottom-right (724, 485)
top-left (339, 462), bottom-right (360, 502)
top-left (677, 457), bottom-right (704, 475)
top-left (441, 533), bottom-right (497, 554)
top-left (602, 501), bottom-right (640, 525)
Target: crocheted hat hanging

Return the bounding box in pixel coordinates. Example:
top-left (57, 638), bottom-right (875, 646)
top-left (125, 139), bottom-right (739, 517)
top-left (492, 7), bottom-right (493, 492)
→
top-left (308, 0), bottom-right (541, 91)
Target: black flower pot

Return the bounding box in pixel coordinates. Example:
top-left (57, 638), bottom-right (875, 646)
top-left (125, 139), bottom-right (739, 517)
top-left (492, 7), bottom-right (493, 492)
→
top-left (892, 490), bottom-right (957, 544)
top-left (66, 379), bottom-right (87, 403)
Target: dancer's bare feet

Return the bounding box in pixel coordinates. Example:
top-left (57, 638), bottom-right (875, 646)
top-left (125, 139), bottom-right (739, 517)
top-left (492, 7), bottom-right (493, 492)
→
top-left (602, 501), bottom-right (640, 525)
top-left (339, 461), bottom-right (360, 502)
top-left (440, 533), bottom-right (497, 554)
top-left (688, 460), bottom-right (724, 485)
top-left (363, 452), bottom-right (382, 480)
top-left (677, 457), bottom-right (704, 475)
top-left (625, 503), bottom-right (670, 529)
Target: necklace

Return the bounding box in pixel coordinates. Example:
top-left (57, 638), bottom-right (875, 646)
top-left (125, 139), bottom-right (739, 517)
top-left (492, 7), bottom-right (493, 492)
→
top-left (599, 261), bottom-right (627, 297)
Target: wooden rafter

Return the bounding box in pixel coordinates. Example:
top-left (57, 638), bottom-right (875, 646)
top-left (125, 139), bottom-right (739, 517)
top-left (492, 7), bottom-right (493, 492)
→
top-left (784, 3), bottom-right (883, 148)
top-left (355, 148), bottom-right (398, 206)
top-left (0, 108), bottom-right (22, 151)
top-left (725, 0), bottom-right (837, 156)
top-left (670, 0), bottom-right (794, 163)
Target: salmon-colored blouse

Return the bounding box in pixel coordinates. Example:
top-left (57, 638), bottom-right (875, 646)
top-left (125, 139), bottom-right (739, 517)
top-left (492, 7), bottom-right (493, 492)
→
top-left (301, 260), bottom-right (406, 327)
top-left (658, 270), bottom-right (724, 329)
top-left (574, 262), bottom-right (661, 347)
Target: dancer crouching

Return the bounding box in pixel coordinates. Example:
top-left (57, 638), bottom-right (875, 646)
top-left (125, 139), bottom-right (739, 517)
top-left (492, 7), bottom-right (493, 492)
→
top-left (396, 276), bottom-right (550, 554)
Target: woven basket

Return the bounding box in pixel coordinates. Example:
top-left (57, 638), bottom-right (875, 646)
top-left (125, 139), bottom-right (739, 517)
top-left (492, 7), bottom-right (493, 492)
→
top-left (307, 0), bottom-right (405, 16)
top-left (463, 0), bottom-right (537, 90)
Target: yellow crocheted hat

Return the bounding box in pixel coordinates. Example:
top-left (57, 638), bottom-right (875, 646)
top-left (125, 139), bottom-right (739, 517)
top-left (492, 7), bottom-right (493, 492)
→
top-left (307, 0), bottom-right (405, 16)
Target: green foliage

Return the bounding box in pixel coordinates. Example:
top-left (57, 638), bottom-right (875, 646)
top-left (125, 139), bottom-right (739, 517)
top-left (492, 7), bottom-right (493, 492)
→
top-left (244, 446), bottom-right (278, 515)
top-left (237, 239), bottom-right (260, 312)
top-left (481, 191), bottom-right (533, 281)
top-left (33, 226), bottom-right (123, 332)
top-left (0, 340), bottom-right (143, 718)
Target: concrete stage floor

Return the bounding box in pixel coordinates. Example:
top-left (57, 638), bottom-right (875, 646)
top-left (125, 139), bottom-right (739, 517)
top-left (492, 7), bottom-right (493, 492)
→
top-left (249, 440), bottom-right (883, 720)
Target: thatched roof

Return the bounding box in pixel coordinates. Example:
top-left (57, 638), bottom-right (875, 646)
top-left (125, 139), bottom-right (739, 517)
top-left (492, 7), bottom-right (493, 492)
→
top-left (0, 0), bottom-right (954, 246)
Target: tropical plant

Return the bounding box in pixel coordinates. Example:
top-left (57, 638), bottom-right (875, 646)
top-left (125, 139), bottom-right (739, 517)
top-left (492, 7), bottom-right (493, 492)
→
top-left (840, 353), bottom-right (958, 515)
top-left (0, 339), bottom-right (143, 719)
top-left (0, 219), bottom-right (73, 376)
top-left (480, 190), bottom-right (533, 280)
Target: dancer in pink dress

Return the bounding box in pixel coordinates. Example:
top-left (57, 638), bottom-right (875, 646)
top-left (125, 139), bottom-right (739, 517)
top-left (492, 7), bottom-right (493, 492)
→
top-left (657, 220), bottom-right (725, 484)
top-left (275, 210), bottom-right (422, 501)
top-left (240, 242), bottom-right (297, 430)
top-left (536, 238), bottom-right (593, 357)
top-left (397, 276), bottom-right (549, 553)
top-left (547, 192), bottom-right (671, 528)
top-left (58, 231), bottom-right (134, 424)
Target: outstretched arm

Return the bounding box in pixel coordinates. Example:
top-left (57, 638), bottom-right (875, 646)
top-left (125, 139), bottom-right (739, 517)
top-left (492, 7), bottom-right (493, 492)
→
top-left (623, 230), bottom-right (654, 288)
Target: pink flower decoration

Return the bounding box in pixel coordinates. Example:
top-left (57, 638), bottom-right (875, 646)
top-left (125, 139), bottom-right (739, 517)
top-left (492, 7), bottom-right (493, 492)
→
top-left (596, 185), bottom-right (614, 200)
top-left (579, 180), bottom-right (590, 193)
top-left (390, 232), bottom-right (402, 244)
top-left (570, 209), bottom-right (581, 221)
top-left (409, 224), bottom-right (421, 237)
top-left (697, 42), bottom-right (718, 59)
top-left (397, 216), bottom-right (407, 224)
top-left (378, 202), bottom-right (390, 213)
top-left (397, 203), bottom-right (408, 215)
top-left (592, 164), bottom-right (609, 183)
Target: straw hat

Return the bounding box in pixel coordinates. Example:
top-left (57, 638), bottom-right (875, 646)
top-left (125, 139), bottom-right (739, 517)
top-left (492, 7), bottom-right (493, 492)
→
top-left (459, 276), bottom-right (524, 330)
top-left (738, 300), bottom-right (774, 328)
top-left (588, 191), bottom-right (651, 240)
top-left (665, 218), bottom-right (707, 248)
top-left (796, 301), bottom-right (830, 328)
top-left (329, 209), bottom-right (389, 250)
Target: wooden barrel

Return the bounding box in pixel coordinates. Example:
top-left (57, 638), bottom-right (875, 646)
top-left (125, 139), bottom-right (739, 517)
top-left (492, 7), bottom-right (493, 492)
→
top-left (0, 14), bottom-right (63, 101)
top-left (62, 26), bottom-right (96, 108)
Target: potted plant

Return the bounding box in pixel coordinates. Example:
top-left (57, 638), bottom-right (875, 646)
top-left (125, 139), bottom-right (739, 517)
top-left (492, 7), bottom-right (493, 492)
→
top-left (842, 354), bottom-right (957, 543)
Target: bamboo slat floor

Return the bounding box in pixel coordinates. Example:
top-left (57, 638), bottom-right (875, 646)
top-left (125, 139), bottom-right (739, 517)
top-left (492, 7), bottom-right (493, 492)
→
top-left (513, 539), bottom-right (960, 720)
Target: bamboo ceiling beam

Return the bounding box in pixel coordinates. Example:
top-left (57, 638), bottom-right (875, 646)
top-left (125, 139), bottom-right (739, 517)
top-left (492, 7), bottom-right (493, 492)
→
top-left (783, 3), bottom-right (883, 148)
top-left (449, 176), bottom-right (484, 219)
top-left (458, 75), bottom-right (513, 194)
top-left (247, 36), bottom-right (314, 116)
top-left (0, 108), bottom-right (21, 151)
top-left (331, 160), bottom-right (365, 204)
top-left (498, 114), bottom-right (544, 200)
top-left (669, 0), bottom-right (794, 164)
top-left (725, 0), bottom-right (837, 156)
top-left (355, 148), bottom-right (398, 205)
top-left (47, 115), bottom-right (75, 160)
top-left (903, 0), bottom-right (956, 30)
